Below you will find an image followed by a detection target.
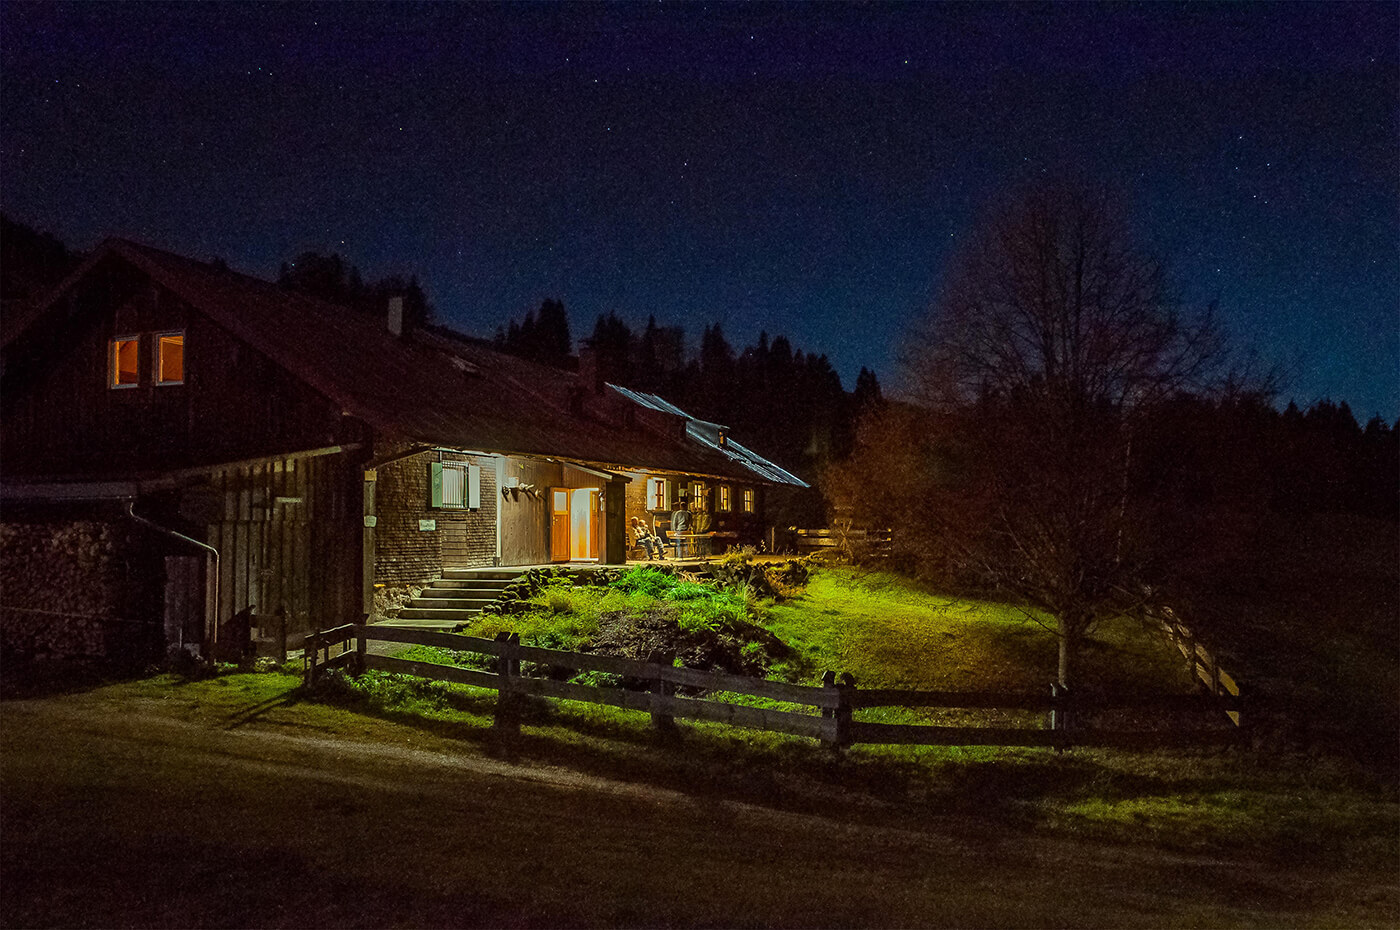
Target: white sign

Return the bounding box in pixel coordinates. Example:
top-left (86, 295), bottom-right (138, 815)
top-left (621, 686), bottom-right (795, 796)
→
top-left (419, 519), bottom-right (437, 532)
top-left (363, 515), bottom-right (377, 528)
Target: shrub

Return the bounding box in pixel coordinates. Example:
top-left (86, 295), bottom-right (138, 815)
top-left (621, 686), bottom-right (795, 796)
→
top-left (709, 555), bottom-right (811, 601)
top-left (544, 588), bottom-right (573, 614)
top-left (610, 565), bottom-right (679, 598)
top-left (665, 581), bottom-right (710, 602)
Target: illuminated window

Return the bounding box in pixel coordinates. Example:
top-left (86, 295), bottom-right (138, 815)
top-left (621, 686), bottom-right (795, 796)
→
top-left (110, 336), bottom-right (140, 388)
top-left (430, 462), bottom-right (481, 509)
top-left (742, 488), bottom-right (755, 513)
top-left (155, 331), bottom-right (184, 385)
top-left (442, 464), bottom-right (465, 507)
top-left (690, 481), bottom-right (706, 510)
top-left (646, 477), bottom-right (670, 510)
top-left (718, 485), bottom-right (731, 511)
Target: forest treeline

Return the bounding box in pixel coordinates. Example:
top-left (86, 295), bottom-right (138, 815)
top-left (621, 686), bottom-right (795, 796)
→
top-left (495, 304), bottom-right (883, 480)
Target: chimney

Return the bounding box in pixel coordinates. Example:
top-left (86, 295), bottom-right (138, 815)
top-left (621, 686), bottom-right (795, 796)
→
top-left (387, 296), bottom-right (404, 337)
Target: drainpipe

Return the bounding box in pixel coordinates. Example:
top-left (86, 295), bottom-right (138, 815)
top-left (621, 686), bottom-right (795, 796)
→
top-left (126, 502), bottom-right (220, 657)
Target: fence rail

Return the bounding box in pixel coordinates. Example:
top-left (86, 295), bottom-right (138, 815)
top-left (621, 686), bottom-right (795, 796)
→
top-left (787, 527), bottom-right (893, 557)
top-left (1153, 609), bottom-right (1241, 726)
top-left (303, 623), bottom-right (1242, 751)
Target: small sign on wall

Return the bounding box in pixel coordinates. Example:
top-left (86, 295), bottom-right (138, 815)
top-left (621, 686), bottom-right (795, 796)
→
top-left (419, 519), bottom-right (437, 532)
top-left (363, 515), bottom-right (378, 528)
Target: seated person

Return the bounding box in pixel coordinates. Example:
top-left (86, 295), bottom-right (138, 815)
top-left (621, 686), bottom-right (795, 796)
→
top-left (629, 517), bottom-right (665, 560)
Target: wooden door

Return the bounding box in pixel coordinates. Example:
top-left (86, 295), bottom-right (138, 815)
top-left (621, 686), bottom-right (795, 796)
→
top-left (550, 488), bottom-right (570, 562)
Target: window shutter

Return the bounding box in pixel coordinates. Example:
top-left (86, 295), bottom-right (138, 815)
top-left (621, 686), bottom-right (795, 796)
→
top-left (429, 462), bottom-right (444, 508)
top-left (467, 464), bottom-right (481, 509)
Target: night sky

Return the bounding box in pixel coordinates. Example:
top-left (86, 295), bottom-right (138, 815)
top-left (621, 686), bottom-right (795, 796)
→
top-left (2, 2), bottom-right (1396, 418)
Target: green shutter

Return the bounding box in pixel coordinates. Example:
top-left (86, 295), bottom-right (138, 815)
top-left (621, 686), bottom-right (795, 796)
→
top-left (429, 462), bottom-right (443, 508)
top-left (467, 464), bottom-right (481, 509)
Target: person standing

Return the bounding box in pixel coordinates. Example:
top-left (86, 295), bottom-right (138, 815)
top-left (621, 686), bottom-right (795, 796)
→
top-left (670, 494), bottom-right (692, 557)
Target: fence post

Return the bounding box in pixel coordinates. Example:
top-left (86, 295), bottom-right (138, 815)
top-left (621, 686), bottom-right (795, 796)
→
top-left (651, 650), bottom-right (675, 731)
top-left (1183, 625), bottom-right (1198, 688)
top-left (354, 613), bottom-right (368, 676)
top-left (304, 632), bottom-right (319, 688)
top-left (277, 607), bottom-right (288, 665)
top-left (1051, 682), bottom-right (1071, 752)
top-left (494, 632), bottom-right (519, 733)
top-left (820, 670), bottom-right (839, 750)
top-left (835, 672), bottom-right (856, 750)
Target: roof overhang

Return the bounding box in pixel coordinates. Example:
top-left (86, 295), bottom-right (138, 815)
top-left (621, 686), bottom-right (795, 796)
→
top-left (0, 444), bottom-right (359, 502)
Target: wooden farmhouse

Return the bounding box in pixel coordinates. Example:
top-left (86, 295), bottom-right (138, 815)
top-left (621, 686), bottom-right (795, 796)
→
top-left (0, 239), bottom-right (806, 664)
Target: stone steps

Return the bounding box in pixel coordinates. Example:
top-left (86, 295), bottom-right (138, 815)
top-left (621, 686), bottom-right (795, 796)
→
top-left (395, 606), bottom-right (485, 621)
top-left (425, 578), bottom-right (514, 592)
top-left (389, 567), bottom-right (529, 625)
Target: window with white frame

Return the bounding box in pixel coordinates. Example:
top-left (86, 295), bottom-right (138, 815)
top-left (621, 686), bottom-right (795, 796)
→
top-left (646, 476), bottom-right (670, 511)
top-left (741, 488), bottom-right (755, 513)
top-left (718, 485), bottom-right (731, 511)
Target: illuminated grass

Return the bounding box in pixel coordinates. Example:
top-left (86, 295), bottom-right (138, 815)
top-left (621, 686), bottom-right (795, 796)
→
top-left (762, 567), bottom-right (1190, 694)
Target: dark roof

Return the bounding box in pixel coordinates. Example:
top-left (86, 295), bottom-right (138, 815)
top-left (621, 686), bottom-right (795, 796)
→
top-left (607, 384), bottom-right (807, 486)
top-left (8, 238), bottom-right (805, 486)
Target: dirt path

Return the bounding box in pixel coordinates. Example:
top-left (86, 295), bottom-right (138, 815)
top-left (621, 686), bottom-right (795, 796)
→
top-left (2, 693), bottom-right (1394, 928)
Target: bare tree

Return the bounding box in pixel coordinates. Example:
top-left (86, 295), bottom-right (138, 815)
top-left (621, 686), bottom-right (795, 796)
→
top-left (894, 182), bottom-right (1226, 688)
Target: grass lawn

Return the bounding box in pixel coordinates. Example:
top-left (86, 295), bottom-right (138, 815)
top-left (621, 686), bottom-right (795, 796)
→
top-left (277, 563), bottom-right (1395, 871)
top-left (761, 566), bottom-right (1191, 694)
top-left (8, 563), bottom-right (1395, 926)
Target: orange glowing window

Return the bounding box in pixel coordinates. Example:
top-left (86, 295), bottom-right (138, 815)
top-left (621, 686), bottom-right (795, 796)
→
top-left (742, 488), bottom-right (755, 513)
top-left (690, 481), bottom-right (706, 511)
top-left (110, 336), bottom-right (139, 388)
top-left (156, 332), bottom-right (184, 385)
top-left (718, 485), bottom-right (731, 511)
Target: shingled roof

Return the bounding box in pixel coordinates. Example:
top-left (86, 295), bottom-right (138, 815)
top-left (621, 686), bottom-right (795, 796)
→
top-left (9, 238), bottom-right (806, 487)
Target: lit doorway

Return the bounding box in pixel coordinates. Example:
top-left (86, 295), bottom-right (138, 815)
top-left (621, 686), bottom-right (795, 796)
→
top-left (551, 487), bottom-right (603, 561)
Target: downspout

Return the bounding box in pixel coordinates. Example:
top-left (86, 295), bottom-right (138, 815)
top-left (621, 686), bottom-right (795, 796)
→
top-left (126, 501), bottom-right (220, 657)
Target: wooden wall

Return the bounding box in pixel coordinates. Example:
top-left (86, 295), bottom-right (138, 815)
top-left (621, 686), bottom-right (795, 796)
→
top-left (0, 258), bottom-right (350, 477)
top-left (203, 451), bottom-right (359, 638)
top-left (499, 458), bottom-right (560, 566)
top-left (497, 459), bottom-right (616, 565)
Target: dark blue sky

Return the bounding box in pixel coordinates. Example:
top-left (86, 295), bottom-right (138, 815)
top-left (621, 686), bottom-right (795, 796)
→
top-left (3, 2), bottom-right (1396, 418)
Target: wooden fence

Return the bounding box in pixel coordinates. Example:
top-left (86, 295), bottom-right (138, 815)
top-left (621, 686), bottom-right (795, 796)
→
top-left (1154, 608), bottom-right (1242, 726)
top-left (304, 624), bottom-right (1242, 751)
top-left (787, 527), bottom-right (893, 558)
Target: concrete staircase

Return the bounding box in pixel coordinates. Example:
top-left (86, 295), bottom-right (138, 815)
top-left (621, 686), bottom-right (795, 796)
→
top-left (381, 567), bottom-right (527, 629)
